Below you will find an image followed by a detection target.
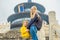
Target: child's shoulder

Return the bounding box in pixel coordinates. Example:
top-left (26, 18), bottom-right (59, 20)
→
top-left (20, 25), bottom-right (26, 29)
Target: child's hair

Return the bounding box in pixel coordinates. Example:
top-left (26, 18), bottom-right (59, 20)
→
top-left (22, 19), bottom-right (28, 24)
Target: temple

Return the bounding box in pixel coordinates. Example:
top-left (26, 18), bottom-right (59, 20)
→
top-left (0, 0), bottom-right (60, 40)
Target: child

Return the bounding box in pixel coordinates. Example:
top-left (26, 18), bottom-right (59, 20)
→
top-left (19, 20), bottom-right (30, 40)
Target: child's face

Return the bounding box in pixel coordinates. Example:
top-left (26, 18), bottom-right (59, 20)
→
top-left (23, 21), bottom-right (28, 26)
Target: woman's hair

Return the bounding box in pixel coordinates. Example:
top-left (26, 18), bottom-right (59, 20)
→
top-left (31, 6), bottom-right (37, 11)
top-left (30, 6), bottom-right (37, 18)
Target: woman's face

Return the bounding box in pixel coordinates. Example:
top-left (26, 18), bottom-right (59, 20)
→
top-left (31, 7), bottom-right (37, 13)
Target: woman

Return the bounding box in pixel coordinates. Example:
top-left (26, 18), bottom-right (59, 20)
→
top-left (27, 6), bottom-right (42, 40)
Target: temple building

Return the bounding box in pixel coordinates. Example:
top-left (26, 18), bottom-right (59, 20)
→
top-left (0, 0), bottom-right (60, 40)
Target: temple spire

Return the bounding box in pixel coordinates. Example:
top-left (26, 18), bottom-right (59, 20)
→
top-left (28, 0), bottom-right (32, 2)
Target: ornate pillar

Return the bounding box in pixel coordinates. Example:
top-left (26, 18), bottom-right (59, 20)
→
top-left (48, 11), bottom-right (56, 40)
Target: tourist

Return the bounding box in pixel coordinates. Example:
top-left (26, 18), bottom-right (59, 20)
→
top-left (19, 20), bottom-right (30, 40)
top-left (27, 6), bottom-right (42, 40)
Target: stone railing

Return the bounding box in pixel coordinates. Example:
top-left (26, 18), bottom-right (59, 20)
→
top-left (0, 30), bottom-right (32, 40)
top-left (0, 22), bottom-right (10, 33)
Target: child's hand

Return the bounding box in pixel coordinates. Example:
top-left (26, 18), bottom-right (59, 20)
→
top-left (26, 29), bottom-right (29, 32)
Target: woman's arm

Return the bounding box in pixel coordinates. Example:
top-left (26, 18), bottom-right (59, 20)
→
top-left (30, 12), bottom-right (33, 19)
top-left (30, 11), bottom-right (36, 19)
top-left (27, 14), bottom-right (38, 29)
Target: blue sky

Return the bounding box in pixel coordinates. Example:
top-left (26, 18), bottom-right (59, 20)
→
top-left (0, 0), bottom-right (60, 24)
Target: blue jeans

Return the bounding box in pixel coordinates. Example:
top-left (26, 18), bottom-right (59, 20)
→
top-left (30, 25), bottom-right (38, 40)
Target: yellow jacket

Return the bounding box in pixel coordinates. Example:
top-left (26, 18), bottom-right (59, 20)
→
top-left (19, 25), bottom-right (30, 38)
